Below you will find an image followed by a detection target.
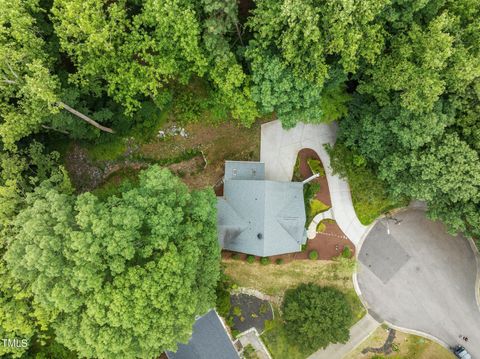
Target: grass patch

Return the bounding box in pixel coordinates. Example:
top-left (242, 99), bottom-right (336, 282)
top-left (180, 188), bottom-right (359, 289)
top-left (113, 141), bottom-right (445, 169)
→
top-left (344, 326), bottom-right (455, 359)
top-left (91, 167), bottom-right (140, 200)
top-left (327, 144), bottom-right (408, 225)
top-left (86, 136), bottom-right (127, 162)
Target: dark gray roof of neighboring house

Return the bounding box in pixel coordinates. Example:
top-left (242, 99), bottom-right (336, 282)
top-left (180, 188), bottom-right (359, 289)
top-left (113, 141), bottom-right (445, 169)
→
top-left (166, 310), bottom-right (239, 359)
top-left (218, 161), bottom-right (307, 257)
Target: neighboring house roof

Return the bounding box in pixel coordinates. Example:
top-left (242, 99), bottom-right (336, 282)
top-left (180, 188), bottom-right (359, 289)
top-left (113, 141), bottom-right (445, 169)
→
top-left (218, 161), bottom-right (307, 257)
top-left (166, 310), bottom-right (239, 359)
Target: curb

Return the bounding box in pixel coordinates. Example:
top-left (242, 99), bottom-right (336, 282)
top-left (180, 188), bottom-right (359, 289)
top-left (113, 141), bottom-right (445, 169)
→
top-left (465, 236), bottom-right (480, 311)
top-left (384, 321), bottom-right (451, 350)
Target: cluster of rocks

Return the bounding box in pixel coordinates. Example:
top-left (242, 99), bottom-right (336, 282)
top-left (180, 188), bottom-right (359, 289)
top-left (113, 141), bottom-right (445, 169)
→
top-left (157, 124), bottom-right (188, 139)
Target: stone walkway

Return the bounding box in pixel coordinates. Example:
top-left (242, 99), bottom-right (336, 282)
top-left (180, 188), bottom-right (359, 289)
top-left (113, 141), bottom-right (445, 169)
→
top-left (237, 328), bottom-right (272, 359)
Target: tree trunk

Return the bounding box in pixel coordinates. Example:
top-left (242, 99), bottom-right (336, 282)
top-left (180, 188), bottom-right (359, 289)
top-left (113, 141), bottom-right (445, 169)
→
top-left (57, 101), bottom-right (115, 133)
top-left (41, 124), bottom-right (70, 135)
top-left (235, 22), bottom-right (244, 46)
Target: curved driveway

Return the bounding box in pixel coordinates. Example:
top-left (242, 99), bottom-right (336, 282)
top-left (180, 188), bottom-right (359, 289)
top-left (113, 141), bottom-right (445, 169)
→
top-left (260, 120), bottom-right (368, 246)
top-left (357, 209), bottom-right (480, 357)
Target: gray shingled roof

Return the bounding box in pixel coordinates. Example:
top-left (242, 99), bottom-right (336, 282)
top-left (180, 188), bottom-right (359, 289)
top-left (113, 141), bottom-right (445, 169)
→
top-left (218, 161), bottom-right (307, 257)
top-left (166, 310), bottom-right (239, 359)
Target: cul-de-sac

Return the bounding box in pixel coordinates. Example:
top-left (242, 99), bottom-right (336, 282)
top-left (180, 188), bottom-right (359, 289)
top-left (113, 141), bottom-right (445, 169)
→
top-left (1, 1), bottom-right (479, 358)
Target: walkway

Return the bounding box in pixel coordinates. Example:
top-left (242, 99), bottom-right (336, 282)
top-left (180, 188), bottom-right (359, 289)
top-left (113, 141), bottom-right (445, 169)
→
top-left (260, 120), bottom-right (368, 247)
top-left (307, 314), bottom-right (379, 359)
top-left (357, 209), bottom-right (480, 358)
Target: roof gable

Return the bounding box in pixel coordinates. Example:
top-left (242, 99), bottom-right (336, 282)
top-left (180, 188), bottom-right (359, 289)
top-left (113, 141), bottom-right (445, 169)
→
top-left (218, 163), bottom-right (306, 256)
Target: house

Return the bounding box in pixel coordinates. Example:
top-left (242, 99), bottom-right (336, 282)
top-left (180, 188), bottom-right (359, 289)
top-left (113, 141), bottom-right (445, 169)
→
top-left (217, 161), bottom-right (307, 257)
top-left (166, 310), bottom-right (239, 359)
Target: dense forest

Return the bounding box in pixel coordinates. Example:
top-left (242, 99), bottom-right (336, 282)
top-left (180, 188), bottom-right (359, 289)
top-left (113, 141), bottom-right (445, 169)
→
top-left (1, 0), bottom-right (479, 358)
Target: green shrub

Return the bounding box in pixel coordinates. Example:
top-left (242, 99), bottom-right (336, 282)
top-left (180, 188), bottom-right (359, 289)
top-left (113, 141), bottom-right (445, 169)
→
top-left (301, 243), bottom-right (307, 251)
top-left (231, 253), bottom-right (241, 260)
top-left (327, 144), bottom-right (408, 225)
top-left (275, 258), bottom-right (284, 265)
top-left (309, 250), bottom-right (319, 260)
top-left (215, 270), bottom-right (232, 318)
top-left (260, 257), bottom-right (270, 265)
top-left (282, 284), bottom-right (352, 351)
top-left (307, 199), bottom-right (330, 225)
top-left (316, 221), bottom-right (326, 233)
top-left (233, 306), bottom-right (242, 317)
top-left (342, 246), bottom-right (352, 259)
top-left (307, 158), bottom-right (325, 177)
top-left (246, 255), bottom-right (255, 264)
top-left (243, 344), bottom-right (259, 359)
top-left (87, 136), bottom-right (126, 162)
top-left (303, 182), bottom-right (320, 205)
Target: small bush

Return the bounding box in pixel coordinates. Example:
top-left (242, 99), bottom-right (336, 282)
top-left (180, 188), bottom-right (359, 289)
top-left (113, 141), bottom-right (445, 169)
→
top-left (307, 158), bottom-right (325, 176)
top-left (309, 250), bottom-right (319, 260)
top-left (246, 255), bottom-right (255, 264)
top-left (260, 257), bottom-right (270, 265)
top-left (243, 344), bottom-right (258, 359)
top-left (316, 221), bottom-right (326, 233)
top-left (275, 258), bottom-right (284, 265)
top-left (233, 306), bottom-right (242, 317)
top-left (231, 253), bottom-right (241, 260)
top-left (342, 246), bottom-right (352, 259)
top-left (303, 182), bottom-right (321, 205)
top-left (301, 244), bottom-right (307, 251)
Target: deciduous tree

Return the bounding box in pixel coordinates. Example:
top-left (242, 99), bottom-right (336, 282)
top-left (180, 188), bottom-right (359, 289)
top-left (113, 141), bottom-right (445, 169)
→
top-left (5, 166), bottom-right (220, 359)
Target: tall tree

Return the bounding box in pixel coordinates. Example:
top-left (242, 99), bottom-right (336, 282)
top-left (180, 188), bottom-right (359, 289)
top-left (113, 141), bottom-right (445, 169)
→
top-left (0, 0), bottom-right (114, 149)
top-left (282, 284), bottom-right (352, 351)
top-left (339, 0), bottom-right (480, 239)
top-left (5, 166), bottom-right (220, 358)
top-left (246, 0), bottom-right (387, 127)
top-left (0, 143), bottom-right (69, 358)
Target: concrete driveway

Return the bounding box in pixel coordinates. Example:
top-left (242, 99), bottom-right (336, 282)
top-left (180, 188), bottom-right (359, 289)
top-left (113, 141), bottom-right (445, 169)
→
top-left (260, 120), bottom-right (368, 246)
top-left (357, 209), bottom-right (480, 357)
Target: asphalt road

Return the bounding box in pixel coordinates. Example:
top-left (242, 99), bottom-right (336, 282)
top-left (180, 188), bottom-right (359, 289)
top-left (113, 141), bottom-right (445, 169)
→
top-left (357, 209), bottom-right (480, 358)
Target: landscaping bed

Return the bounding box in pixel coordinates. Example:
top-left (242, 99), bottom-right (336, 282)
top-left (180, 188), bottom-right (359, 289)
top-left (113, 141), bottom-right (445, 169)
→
top-left (344, 326), bottom-right (455, 359)
top-left (228, 294), bottom-right (273, 334)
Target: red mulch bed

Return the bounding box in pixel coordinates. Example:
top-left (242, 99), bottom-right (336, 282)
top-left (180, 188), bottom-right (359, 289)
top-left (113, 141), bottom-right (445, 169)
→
top-left (219, 148), bottom-right (355, 261)
top-left (296, 148), bottom-right (331, 206)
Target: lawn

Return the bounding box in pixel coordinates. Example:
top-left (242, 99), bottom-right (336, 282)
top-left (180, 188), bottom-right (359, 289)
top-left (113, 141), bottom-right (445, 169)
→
top-left (223, 258), bottom-right (366, 359)
top-left (344, 326), bottom-right (455, 359)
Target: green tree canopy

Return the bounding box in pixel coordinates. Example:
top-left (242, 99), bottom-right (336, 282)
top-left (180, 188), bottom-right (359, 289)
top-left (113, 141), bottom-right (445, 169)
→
top-left (0, 0), bottom-right (114, 149)
top-left (282, 284), bottom-right (352, 351)
top-left (245, 0), bottom-right (387, 127)
top-left (339, 0), bottom-right (480, 239)
top-left (4, 166), bottom-right (220, 358)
